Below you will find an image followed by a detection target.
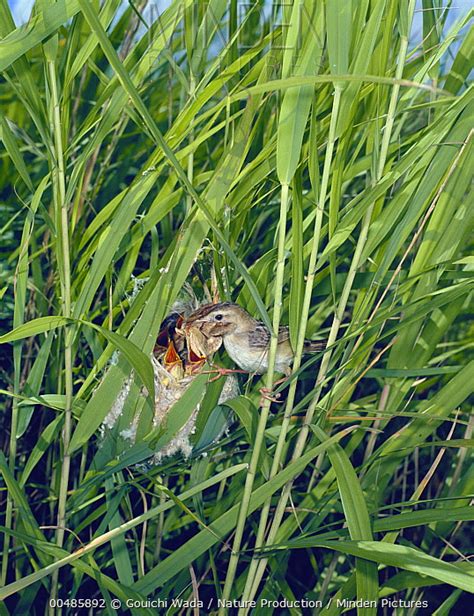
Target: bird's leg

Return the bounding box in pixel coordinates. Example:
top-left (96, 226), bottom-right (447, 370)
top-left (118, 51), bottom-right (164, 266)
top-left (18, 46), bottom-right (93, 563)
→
top-left (259, 388), bottom-right (284, 405)
top-left (259, 372), bottom-right (291, 403)
top-left (202, 366), bottom-right (250, 382)
top-left (272, 376), bottom-right (289, 388)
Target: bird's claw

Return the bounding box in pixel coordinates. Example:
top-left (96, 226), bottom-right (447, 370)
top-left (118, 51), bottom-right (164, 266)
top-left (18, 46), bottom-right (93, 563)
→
top-left (259, 387), bottom-right (284, 405)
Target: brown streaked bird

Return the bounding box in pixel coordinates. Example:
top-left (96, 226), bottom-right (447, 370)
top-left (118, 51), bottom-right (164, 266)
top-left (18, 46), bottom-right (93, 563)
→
top-left (183, 302), bottom-right (325, 377)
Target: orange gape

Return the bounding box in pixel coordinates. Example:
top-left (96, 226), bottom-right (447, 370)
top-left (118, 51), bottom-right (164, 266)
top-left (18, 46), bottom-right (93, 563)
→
top-left (186, 346), bottom-right (207, 375)
top-left (162, 341), bottom-right (184, 379)
top-left (154, 312), bottom-right (222, 378)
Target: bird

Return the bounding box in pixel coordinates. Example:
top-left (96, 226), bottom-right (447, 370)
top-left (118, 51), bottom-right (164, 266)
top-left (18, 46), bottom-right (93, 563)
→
top-left (183, 302), bottom-right (325, 377)
top-left (154, 311), bottom-right (223, 377)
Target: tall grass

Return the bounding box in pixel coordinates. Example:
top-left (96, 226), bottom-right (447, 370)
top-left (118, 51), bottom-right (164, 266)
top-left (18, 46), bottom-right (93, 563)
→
top-left (0, 1), bottom-right (473, 614)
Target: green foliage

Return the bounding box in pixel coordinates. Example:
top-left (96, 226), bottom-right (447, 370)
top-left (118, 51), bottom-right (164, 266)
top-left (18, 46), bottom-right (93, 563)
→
top-left (0, 1), bottom-right (472, 613)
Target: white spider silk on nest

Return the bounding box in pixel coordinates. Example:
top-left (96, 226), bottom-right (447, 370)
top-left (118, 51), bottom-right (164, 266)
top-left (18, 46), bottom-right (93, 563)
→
top-left (101, 358), bottom-right (238, 462)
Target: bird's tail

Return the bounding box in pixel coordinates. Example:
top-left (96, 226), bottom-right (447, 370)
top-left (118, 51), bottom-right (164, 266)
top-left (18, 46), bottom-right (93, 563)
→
top-left (304, 340), bottom-right (326, 353)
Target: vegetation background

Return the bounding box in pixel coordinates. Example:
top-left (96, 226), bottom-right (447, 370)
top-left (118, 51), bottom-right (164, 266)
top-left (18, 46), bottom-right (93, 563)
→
top-left (0, 0), bottom-right (473, 614)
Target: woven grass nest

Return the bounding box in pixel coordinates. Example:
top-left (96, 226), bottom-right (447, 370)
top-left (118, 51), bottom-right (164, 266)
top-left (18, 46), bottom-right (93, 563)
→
top-left (102, 297), bottom-right (239, 463)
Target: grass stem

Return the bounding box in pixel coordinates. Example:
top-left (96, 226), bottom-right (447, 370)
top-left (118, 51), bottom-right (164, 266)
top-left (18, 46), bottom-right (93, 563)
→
top-left (47, 58), bottom-right (74, 609)
top-left (219, 182), bottom-right (290, 609)
top-left (240, 85), bottom-right (342, 608)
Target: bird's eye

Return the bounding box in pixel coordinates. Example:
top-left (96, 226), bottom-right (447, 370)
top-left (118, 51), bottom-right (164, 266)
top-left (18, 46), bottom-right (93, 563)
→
top-left (214, 314), bottom-right (223, 321)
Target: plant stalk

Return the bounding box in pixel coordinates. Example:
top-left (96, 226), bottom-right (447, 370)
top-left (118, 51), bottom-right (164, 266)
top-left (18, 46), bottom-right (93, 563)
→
top-left (219, 182), bottom-right (290, 610)
top-left (1, 400), bottom-right (18, 585)
top-left (186, 73), bottom-right (196, 216)
top-left (1, 260), bottom-right (27, 584)
top-left (47, 58), bottom-right (73, 609)
top-left (240, 85), bottom-right (343, 607)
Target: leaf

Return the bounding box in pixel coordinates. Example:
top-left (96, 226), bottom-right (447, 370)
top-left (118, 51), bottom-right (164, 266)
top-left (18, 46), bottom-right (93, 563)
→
top-left (0, 317), bottom-right (154, 404)
top-left (276, 2), bottom-right (323, 184)
top-left (19, 415), bottom-right (63, 488)
top-left (0, 316), bottom-right (69, 344)
top-left (134, 429), bottom-right (354, 594)
top-left (0, 115), bottom-right (33, 191)
top-left (326, 0), bottom-right (353, 77)
top-left (68, 327), bottom-right (154, 452)
top-left (363, 361), bottom-right (474, 494)
top-left (289, 172), bottom-right (304, 348)
top-left (266, 539), bottom-right (474, 594)
top-left (222, 395), bottom-right (258, 442)
top-left (312, 426), bottom-right (378, 615)
top-left (0, 465), bottom-right (247, 599)
top-left (0, 0), bottom-right (81, 72)
top-left (77, 0), bottom-right (271, 330)
top-left (105, 477), bottom-right (134, 586)
top-left (17, 333), bottom-right (54, 437)
top-left (92, 326), bottom-right (155, 400)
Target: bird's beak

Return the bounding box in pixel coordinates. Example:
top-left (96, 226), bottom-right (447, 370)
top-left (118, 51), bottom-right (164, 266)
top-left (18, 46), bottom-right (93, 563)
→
top-left (178, 320), bottom-right (199, 340)
top-left (184, 317), bottom-right (204, 329)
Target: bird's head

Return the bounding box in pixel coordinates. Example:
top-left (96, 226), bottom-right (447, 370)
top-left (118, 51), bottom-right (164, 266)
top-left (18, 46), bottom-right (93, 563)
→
top-left (184, 302), bottom-right (252, 338)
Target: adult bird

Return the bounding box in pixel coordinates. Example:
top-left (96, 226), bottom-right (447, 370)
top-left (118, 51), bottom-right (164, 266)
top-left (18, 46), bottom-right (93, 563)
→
top-left (183, 302), bottom-right (325, 377)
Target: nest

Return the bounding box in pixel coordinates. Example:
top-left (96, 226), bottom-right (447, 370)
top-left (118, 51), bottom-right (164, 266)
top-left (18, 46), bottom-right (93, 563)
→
top-left (102, 295), bottom-right (239, 463)
top-left (150, 357), bottom-right (239, 462)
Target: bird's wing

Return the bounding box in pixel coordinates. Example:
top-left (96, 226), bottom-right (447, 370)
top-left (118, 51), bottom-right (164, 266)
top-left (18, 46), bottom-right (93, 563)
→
top-left (247, 323), bottom-right (291, 348)
top-left (251, 321), bottom-right (324, 353)
top-left (248, 323), bottom-right (271, 349)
